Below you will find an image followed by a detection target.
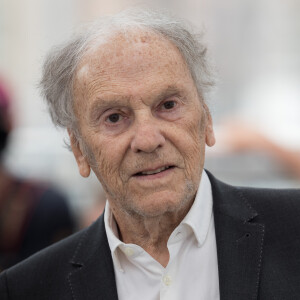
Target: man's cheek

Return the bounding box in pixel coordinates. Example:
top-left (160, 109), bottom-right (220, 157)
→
top-left (97, 151), bottom-right (126, 190)
top-left (184, 136), bottom-right (205, 177)
top-left (98, 155), bottom-right (116, 180)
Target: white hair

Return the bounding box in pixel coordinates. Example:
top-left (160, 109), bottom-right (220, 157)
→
top-left (40, 8), bottom-right (215, 144)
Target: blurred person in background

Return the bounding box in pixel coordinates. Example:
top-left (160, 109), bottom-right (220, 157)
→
top-left (0, 9), bottom-right (300, 300)
top-left (216, 120), bottom-right (300, 179)
top-left (206, 77), bottom-right (300, 187)
top-left (0, 78), bottom-right (75, 272)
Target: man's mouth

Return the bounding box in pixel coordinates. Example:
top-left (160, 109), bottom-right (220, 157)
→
top-left (134, 166), bottom-right (175, 176)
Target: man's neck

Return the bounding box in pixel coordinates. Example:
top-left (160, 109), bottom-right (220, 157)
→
top-left (111, 201), bottom-right (193, 267)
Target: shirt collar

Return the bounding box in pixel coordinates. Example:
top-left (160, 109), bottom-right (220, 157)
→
top-left (179, 170), bottom-right (213, 247)
top-left (104, 170), bottom-right (213, 269)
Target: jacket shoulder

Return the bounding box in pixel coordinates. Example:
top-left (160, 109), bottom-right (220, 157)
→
top-left (237, 185), bottom-right (300, 221)
top-left (207, 170), bottom-right (300, 221)
top-left (238, 187), bottom-right (300, 298)
top-left (0, 229), bottom-right (85, 299)
top-left (207, 171), bottom-right (300, 298)
top-left (0, 216), bottom-right (106, 299)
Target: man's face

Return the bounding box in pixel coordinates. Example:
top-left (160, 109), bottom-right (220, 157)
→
top-left (71, 30), bottom-right (215, 218)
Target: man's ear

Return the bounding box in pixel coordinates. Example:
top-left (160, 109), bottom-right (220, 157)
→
top-left (203, 104), bottom-right (216, 147)
top-left (68, 129), bottom-right (91, 178)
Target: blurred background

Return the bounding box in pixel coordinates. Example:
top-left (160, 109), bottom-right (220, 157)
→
top-left (0, 0), bottom-right (299, 235)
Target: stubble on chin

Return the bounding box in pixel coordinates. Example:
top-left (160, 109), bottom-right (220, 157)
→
top-left (115, 177), bottom-right (197, 220)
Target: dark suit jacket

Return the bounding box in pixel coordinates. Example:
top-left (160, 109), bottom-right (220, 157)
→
top-left (1, 172), bottom-right (300, 299)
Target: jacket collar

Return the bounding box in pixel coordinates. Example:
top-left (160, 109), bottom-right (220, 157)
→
top-left (207, 170), bottom-right (265, 300)
top-left (67, 214), bottom-right (118, 300)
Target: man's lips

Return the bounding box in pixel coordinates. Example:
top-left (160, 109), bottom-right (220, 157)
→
top-left (133, 165), bottom-right (175, 177)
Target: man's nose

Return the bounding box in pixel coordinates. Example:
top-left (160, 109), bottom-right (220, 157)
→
top-left (130, 118), bottom-right (166, 153)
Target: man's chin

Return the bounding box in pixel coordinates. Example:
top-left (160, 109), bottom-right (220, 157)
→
top-left (124, 191), bottom-right (195, 219)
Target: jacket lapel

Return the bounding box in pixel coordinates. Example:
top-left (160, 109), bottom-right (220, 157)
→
top-left (207, 171), bottom-right (265, 300)
top-left (67, 214), bottom-right (118, 300)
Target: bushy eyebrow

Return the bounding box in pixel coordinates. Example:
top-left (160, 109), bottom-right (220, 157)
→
top-left (88, 85), bottom-right (185, 124)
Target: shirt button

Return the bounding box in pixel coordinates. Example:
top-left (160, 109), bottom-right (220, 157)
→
top-left (163, 275), bottom-right (172, 286)
top-left (124, 247), bottom-right (134, 257)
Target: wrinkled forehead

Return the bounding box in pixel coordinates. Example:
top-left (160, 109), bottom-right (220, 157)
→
top-left (75, 28), bottom-right (189, 82)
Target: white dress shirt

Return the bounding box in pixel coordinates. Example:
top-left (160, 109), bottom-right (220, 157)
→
top-left (104, 170), bottom-right (220, 300)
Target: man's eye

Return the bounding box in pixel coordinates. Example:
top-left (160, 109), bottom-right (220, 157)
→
top-left (107, 113), bottom-right (121, 123)
top-left (162, 100), bottom-right (176, 110)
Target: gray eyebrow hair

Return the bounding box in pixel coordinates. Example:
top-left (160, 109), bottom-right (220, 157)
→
top-left (88, 85), bottom-right (186, 123)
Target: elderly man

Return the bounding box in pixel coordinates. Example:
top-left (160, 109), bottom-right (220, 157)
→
top-left (1, 9), bottom-right (300, 300)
